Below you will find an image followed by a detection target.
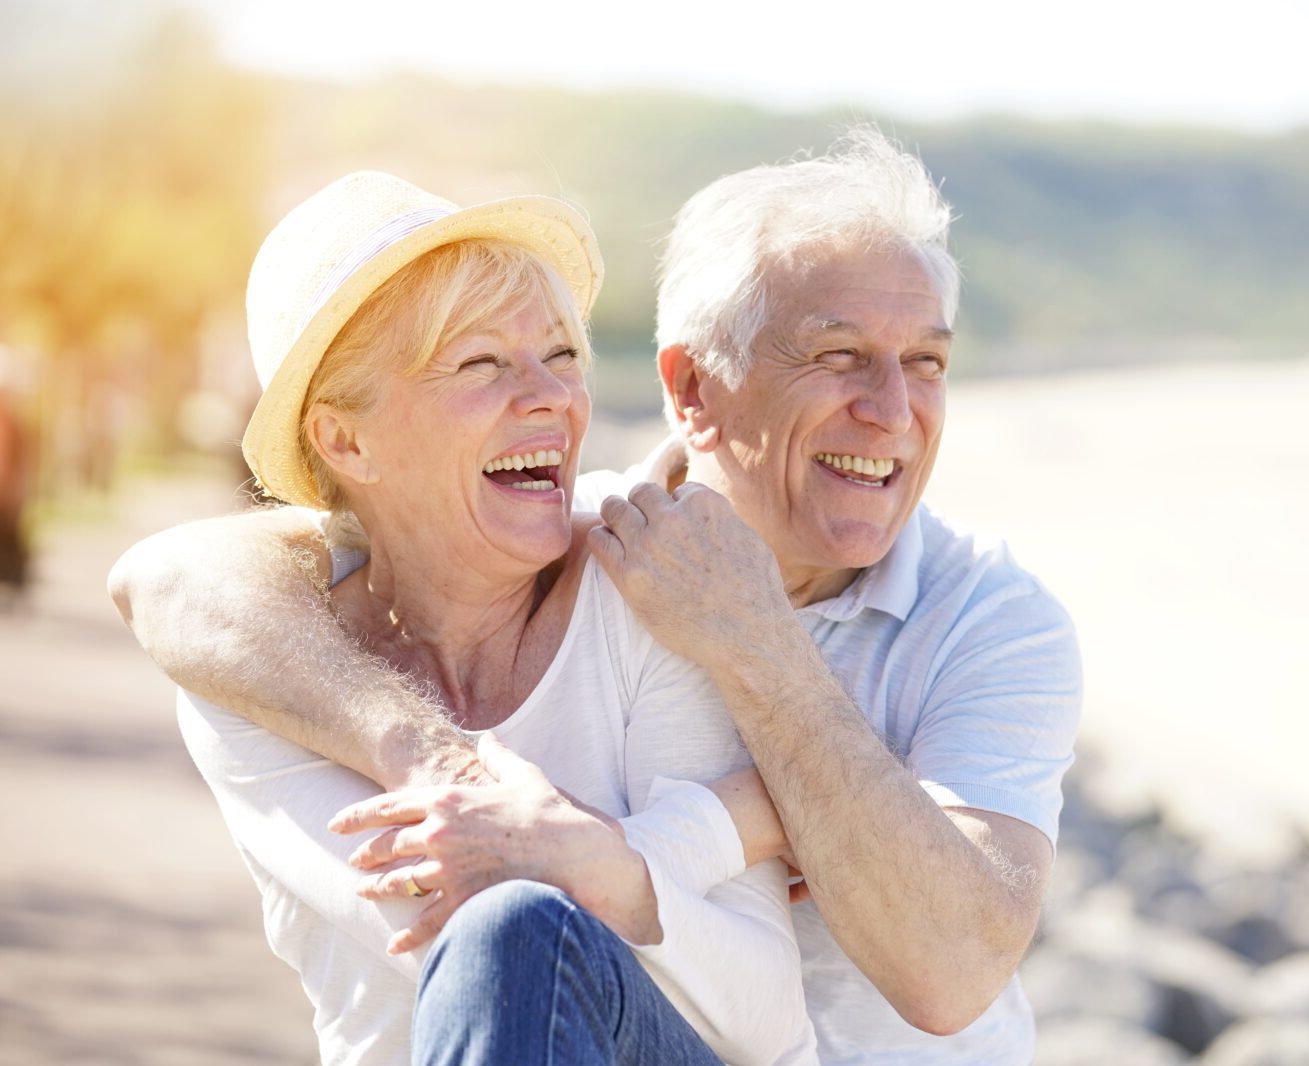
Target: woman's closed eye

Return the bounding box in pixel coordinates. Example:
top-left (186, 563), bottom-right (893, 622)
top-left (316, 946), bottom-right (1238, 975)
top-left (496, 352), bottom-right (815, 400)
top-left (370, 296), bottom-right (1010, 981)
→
top-left (457, 354), bottom-right (502, 372)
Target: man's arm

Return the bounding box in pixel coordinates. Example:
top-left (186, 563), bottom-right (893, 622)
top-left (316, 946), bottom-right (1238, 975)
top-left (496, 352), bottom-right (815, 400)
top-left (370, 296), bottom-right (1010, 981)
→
top-left (590, 482), bottom-right (1067, 1036)
top-left (705, 624), bottom-right (1053, 1035)
top-left (107, 506), bottom-right (479, 790)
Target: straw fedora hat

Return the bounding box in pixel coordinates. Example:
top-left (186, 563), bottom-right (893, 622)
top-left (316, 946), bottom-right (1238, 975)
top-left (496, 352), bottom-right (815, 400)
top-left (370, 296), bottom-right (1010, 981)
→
top-left (241, 170), bottom-right (604, 510)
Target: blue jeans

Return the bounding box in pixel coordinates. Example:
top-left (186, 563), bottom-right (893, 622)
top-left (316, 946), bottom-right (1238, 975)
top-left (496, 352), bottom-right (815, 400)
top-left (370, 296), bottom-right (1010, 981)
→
top-left (411, 880), bottom-right (723, 1065)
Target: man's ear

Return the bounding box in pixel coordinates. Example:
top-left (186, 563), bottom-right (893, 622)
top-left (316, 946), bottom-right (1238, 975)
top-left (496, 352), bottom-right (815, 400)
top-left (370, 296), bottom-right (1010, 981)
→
top-left (304, 403), bottom-right (379, 486)
top-left (656, 345), bottom-right (720, 453)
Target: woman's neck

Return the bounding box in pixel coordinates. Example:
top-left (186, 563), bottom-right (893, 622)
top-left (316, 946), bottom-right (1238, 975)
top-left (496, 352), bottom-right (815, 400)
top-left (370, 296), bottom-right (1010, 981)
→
top-left (332, 531), bottom-right (573, 730)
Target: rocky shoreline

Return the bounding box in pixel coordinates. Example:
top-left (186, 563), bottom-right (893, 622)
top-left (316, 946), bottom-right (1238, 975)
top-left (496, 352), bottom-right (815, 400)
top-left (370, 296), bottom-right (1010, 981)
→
top-left (1027, 746), bottom-right (1309, 1064)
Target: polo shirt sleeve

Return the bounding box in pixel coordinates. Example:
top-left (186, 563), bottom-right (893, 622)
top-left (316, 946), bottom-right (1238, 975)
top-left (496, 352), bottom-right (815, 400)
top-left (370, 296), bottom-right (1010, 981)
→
top-left (907, 575), bottom-right (1082, 848)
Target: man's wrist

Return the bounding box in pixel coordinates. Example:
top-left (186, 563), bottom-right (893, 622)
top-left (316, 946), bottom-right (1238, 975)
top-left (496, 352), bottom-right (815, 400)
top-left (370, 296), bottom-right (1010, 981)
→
top-left (383, 746), bottom-right (480, 791)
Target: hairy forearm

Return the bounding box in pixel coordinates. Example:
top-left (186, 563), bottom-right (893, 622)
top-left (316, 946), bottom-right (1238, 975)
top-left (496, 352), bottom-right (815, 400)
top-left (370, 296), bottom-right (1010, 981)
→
top-left (708, 623), bottom-right (1042, 1035)
top-left (108, 506), bottom-right (475, 790)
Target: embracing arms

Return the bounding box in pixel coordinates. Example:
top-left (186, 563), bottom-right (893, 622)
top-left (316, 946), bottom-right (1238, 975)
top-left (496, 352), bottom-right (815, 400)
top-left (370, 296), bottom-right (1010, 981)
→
top-left (107, 506), bottom-right (478, 790)
top-left (590, 482), bottom-right (1078, 1036)
top-left (108, 506), bottom-right (665, 942)
top-left (109, 505), bottom-right (811, 1060)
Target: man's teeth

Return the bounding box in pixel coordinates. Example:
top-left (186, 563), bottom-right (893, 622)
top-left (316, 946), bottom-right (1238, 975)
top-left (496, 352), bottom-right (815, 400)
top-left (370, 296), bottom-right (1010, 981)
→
top-left (483, 448), bottom-right (565, 474)
top-left (818, 453), bottom-right (893, 479)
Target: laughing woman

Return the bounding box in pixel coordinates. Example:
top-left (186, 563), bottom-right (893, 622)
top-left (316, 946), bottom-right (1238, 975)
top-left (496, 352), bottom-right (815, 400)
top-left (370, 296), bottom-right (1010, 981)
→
top-left (159, 172), bottom-right (815, 1065)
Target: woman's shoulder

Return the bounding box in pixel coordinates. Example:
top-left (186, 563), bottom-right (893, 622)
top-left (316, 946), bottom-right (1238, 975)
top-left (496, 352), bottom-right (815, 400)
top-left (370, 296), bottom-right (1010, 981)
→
top-left (569, 511), bottom-right (604, 542)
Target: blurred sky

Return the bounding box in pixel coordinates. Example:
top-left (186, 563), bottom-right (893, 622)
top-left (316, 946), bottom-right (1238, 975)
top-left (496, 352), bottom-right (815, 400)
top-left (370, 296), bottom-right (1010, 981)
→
top-left (178, 0), bottom-right (1309, 131)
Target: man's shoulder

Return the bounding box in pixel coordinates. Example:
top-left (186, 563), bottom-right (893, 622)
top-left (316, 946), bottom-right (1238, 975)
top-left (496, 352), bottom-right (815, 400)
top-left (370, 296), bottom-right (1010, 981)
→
top-left (911, 505), bottom-right (1072, 630)
top-left (574, 434), bottom-right (686, 512)
top-left (574, 466), bottom-right (636, 512)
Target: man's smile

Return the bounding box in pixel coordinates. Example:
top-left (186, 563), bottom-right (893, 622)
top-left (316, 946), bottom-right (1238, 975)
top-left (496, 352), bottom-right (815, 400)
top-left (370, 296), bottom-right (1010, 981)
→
top-left (814, 452), bottom-right (898, 488)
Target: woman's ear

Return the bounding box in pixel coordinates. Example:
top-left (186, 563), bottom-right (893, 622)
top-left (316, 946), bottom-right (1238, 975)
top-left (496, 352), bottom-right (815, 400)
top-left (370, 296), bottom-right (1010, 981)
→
top-left (304, 403), bottom-right (378, 486)
top-left (656, 345), bottom-right (720, 453)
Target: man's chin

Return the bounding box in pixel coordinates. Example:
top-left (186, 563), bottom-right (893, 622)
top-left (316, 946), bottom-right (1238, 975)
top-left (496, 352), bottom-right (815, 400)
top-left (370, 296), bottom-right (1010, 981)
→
top-left (820, 520), bottom-right (901, 570)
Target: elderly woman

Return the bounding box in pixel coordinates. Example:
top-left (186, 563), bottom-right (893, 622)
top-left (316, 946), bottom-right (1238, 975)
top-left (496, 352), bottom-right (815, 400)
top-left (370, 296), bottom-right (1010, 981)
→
top-left (165, 172), bottom-right (815, 1066)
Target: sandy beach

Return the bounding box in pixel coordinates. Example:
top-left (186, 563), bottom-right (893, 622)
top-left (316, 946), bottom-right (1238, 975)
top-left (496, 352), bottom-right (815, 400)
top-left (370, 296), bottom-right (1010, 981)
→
top-left (1, 358), bottom-right (1305, 1063)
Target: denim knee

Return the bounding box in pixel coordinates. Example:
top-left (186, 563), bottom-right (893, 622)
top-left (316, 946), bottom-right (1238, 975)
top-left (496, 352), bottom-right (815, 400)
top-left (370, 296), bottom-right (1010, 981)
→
top-left (423, 880), bottom-right (574, 979)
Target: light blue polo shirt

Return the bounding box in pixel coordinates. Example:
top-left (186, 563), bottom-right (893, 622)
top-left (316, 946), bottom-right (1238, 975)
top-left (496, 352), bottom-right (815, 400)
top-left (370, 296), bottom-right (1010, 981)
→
top-left (576, 437), bottom-right (1083, 1064)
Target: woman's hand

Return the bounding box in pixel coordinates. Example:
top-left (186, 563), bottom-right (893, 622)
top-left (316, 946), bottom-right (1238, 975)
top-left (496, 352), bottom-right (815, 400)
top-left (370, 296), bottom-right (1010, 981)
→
top-left (330, 733), bottom-right (659, 953)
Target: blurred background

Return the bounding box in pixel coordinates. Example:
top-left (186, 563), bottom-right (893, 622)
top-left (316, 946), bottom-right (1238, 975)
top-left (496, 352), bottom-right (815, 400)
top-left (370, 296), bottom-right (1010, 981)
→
top-left (1, 1), bottom-right (1306, 1063)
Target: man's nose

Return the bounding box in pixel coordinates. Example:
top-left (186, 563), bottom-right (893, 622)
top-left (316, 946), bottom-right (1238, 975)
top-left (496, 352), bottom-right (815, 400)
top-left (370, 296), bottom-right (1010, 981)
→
top-left (848, 358), bottom-right (912, 435)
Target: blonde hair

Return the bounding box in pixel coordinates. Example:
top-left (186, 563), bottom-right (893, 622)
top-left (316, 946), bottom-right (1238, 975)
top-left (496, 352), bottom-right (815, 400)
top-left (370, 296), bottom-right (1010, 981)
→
top-left (300, 239), bottom-right (591, 544)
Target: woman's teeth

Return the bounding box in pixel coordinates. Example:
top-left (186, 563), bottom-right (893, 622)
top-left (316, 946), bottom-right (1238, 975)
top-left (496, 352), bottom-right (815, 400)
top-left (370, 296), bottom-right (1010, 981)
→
top-left (483, 449), bottom-right (565, 474)
top-left (818, 453), bottom-right (894, 479)
top-left (509, 479), bottom-right (555, 492)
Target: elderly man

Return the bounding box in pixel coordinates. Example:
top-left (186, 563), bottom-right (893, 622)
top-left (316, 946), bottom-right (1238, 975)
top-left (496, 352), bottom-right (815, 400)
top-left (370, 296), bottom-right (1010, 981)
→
top-left (112, 128), bottom-right (1079, 1063)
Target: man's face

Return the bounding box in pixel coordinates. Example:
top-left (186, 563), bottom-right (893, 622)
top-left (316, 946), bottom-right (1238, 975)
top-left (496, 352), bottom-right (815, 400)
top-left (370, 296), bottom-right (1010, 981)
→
top-left (691, 245), bottom-right (951, 601)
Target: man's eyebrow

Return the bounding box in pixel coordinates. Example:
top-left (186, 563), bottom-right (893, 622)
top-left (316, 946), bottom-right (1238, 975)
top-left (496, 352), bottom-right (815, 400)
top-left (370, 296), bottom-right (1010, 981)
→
top-left (801, 319), bottom-right (955, 343)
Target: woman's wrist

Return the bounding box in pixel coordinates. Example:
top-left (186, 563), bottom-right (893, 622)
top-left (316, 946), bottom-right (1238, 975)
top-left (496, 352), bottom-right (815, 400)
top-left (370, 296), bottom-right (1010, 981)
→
top-left (559, 814), bottom-right (662, 944)
top-left (709, 768), bottom-right (789, 866)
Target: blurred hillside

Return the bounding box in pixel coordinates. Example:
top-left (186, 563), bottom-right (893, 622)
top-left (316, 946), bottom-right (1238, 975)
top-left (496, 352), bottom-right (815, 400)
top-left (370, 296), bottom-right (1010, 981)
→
top-left (1, 0), bottom-right (1307, 509)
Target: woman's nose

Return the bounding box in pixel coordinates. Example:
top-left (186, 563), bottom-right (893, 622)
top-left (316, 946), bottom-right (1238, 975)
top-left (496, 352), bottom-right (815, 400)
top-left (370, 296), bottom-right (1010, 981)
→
top-left (510, 358), bottom-right (574, 414)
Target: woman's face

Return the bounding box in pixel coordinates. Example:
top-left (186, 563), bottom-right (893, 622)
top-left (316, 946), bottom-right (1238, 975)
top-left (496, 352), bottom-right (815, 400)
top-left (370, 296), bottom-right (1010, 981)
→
top-left (353, 296), bottom-right (590, 579)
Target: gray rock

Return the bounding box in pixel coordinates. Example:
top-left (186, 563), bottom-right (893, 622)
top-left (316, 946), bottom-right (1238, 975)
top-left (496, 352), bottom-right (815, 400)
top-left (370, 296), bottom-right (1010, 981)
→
top-left (1212, 913), bottom-right (1298, 967)
top-left (1198, 862), bottom-right (1309, 964)
top-left (1116, 824), bottom-right (1203, 905)
top-left (1041, 843), bottom-right (1116, 928)
top-left (1041, 887), bottom-right (1253, 1054)
top-left (1248, 952), bottom-right (1309, 1018)
top-left (1023, 945), bottom-right (1164, 1031)
top-left (1036, 1018), bottom-right (1187, 1065)
top-left (1198, 1017), bottom-right (1309, 1065)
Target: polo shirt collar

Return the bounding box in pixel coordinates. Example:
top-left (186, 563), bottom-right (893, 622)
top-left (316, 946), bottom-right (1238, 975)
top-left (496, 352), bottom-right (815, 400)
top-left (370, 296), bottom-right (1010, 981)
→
top-left (797, 507), bottom-right (922, 623)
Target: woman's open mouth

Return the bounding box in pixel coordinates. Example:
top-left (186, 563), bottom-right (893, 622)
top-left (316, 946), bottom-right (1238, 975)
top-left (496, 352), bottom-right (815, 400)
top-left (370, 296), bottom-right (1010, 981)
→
top-left (482, 449), bottom-right (565, 492)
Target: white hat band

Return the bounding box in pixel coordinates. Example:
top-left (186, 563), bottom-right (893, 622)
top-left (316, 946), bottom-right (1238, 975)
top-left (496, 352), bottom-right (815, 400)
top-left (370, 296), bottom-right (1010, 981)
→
top-left (299, 204), bottom-right (458, 333)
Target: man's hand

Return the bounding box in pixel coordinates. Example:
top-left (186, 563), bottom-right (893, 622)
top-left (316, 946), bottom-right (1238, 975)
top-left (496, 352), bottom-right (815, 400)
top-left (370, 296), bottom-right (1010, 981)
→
top-left (587, 482), bottom-right (793, 672)
top-left (330, 733), bottom-right (658, 953)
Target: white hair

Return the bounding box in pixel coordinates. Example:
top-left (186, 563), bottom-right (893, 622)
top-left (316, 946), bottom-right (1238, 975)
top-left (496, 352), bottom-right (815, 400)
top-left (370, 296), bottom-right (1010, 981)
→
top-left (655, 127), bottom-right (959, 391)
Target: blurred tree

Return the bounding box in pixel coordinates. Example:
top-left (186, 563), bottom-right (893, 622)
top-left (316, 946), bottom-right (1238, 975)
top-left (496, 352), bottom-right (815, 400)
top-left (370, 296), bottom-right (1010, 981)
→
top-left (2, 1), bottom-right (1304, 492)
top-left (0, 0), bottom-right (268, 501)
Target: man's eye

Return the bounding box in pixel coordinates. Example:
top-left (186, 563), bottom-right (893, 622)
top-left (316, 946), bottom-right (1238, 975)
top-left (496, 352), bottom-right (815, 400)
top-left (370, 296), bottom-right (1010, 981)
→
top-left (817, 349), bottom-right (859, 368)
top-left (908, 353), bottom-right (946, 375)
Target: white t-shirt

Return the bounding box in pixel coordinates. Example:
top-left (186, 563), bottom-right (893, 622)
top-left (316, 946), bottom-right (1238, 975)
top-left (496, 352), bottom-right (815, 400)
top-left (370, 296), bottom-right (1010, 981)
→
top-left (178, 553), bottom-right (818, 1066)
top-left (576, 439), bottom-right (1082, 1065)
